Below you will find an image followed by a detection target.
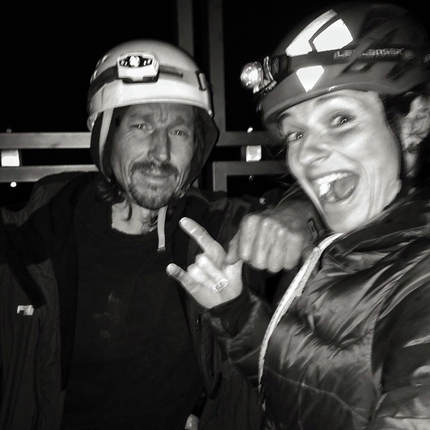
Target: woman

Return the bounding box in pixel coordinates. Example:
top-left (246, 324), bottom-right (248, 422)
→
top-left (167, 3), bottom-right (430, 429)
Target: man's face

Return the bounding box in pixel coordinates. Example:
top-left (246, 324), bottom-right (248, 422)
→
top-left (111, 103), bottom-right (195, 209)
top-left (278, 90), bottom-right (401, 233)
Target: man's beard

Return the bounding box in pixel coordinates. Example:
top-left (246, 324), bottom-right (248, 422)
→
top-left (128, 160), bottom-right (185, 209)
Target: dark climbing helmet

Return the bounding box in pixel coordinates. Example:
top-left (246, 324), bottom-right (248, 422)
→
top-left (240, 3), bottom-right (430, 126)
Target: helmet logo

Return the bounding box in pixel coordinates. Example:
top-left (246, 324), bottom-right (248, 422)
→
top-left (296, 66), bottom-right (324, 91)
top-left (117, 53), bottom-right (160, 82)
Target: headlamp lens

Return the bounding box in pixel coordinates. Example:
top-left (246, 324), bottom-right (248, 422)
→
top-left (117, 53), bottom-right (159, 82)
top-left (240, 62), bottom-right (264, 92)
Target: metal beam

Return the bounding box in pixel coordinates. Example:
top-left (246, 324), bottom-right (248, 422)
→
top-left (212, 160), bottom-right (288, 192)
top-left (176, 0), bottom-right (194, 55)
top-left (207, 0), bottom-right (226, 132)
top-left (0, 132), bottom-right (90, 149)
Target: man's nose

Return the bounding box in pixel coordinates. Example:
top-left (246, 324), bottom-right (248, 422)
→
top-left (148, 130), bottom-right (171, 162)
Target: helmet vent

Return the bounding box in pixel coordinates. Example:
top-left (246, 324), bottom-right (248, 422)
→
top-left (344, 62), bottom-right (373, 74)
top-left (386, 62), bottom-right (410, 80)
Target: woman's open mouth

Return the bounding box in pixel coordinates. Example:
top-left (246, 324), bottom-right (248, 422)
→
top-left (313, 172), bottom-right (357, 203)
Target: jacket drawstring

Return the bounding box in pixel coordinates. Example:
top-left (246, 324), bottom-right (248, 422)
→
top-left (258, 232), bottom-right (344, 403)
top-left (157, 206), bottom-right (167, 252)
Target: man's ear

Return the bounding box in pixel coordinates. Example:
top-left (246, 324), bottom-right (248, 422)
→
top-left (400, 95), bottom-right (430, 150)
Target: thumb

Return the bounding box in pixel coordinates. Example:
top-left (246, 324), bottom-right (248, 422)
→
top-left (225, 232), bottom-right (239, 265)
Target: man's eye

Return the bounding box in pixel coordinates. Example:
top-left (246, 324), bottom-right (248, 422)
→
top-left (136, 123), bottom-right (150, 130)
top-left (171, 129), bottom-right (190, 137)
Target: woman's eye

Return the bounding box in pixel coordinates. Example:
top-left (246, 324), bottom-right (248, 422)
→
top-left (331, 114), bottom-right (350, 126)
top-left (285, 131), bottom-right (303, 143)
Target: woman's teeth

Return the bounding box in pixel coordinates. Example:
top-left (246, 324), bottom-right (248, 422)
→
top-left (314, 172), bottom-right (357, 203)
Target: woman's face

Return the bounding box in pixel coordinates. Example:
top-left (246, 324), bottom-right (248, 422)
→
top-left (278, 90), bottom-right (401, 233)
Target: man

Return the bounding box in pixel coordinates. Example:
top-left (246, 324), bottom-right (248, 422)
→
top-left (0, 40), bottom-right (316, 430)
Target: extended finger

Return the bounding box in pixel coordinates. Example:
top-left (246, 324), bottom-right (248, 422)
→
top-left (167, 261), bottom-right (220, 296)
top-left (167, 263), bottom-right (194, 288)
top-left (166, 263), bottom-right (227, 308)
top-left (166, 262), bottom-right (194, 284)
top-left (179, 217), bottom-right (226, 263)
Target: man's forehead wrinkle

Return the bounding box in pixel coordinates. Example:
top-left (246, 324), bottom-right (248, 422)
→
top-left (128, 106), bottom-right (194, 127)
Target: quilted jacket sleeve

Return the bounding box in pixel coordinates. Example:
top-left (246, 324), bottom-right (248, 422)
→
top-left (207, 281), bottom-right (272, 388)
top-left (369, 258), bottom-right (430, 429)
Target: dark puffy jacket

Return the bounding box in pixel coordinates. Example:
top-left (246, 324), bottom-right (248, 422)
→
top-left (209, 187), bottom-right (430, 429)
top-left (0, 172), bottom-right (264, 430)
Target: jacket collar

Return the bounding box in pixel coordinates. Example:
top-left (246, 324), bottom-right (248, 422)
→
top-left (326, 186), bottom-right (430, 260)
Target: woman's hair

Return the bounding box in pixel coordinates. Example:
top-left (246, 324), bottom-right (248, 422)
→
top-left (93, 105), bottom-right (207, 219)
top-left (380, 83), bottom-right (430, 189)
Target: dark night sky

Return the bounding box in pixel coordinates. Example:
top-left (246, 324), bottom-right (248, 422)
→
top-left (1, 3), bottom-right (178, 133)
top-left (2, 0), bottom-right (427, 133)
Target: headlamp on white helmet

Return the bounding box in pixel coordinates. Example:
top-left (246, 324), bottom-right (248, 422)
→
top-left (116, 53), bottom-right (159, 81)
top-left (87, 40), bottom-right (213, 131)
top-left (87, 40), bottom-right (218, 178)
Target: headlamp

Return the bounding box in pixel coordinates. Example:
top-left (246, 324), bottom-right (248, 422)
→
top-left (240, 57), bottom-right (280, 99)
top-left (240, 61), bottom-right (264, 92)
top-left (117, 53), bottom-right (160, 82)
top-left (240, 46), bottom-right (430, 99)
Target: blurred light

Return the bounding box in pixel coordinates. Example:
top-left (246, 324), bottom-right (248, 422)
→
top-left (1, 149), bottom-right (21, 166)
top-left (247, 127), bottom-right (253, 133)
top-left (246, 145), bottom-right (262, 162)
top-left (10, 182), bottom-right (17, 188)
top-left (240, 62), bottom-right (264, 92)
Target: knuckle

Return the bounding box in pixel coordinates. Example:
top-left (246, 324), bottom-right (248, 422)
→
top-left (250, 258), bottom-right (265, 270)
top-left (195, 253), bottom-right (208, 267)
top-left (188, 264), bottom-right (200, 278)
top-left (283, 255), bottom-right (300, 270)
top-left (268, 263), bottom-right (281, 273)
top-left (242, 213), bottom-right (259, 229)
top-left (260, 217), bottom-right (275, 229)
top-left (252, 262), bottom-right (265, 270)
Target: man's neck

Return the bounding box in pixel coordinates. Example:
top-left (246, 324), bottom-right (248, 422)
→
top-left (111, 201), bottom-right (160, 235)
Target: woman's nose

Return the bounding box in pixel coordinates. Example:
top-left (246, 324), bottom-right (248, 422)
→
top-left (297, 133), bottom-right (329, 166)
